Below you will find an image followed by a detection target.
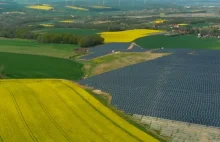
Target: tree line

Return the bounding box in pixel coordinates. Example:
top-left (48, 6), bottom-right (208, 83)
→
top-left (0, 27), bottom-right (104, 48)
top-left (36, 33), bottom-right (104, 47)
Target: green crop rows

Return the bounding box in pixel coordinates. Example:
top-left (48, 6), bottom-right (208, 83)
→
top-left (0, 52), bottom-right (84, 80)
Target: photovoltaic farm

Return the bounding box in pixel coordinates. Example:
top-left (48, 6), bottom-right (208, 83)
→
top-left (80, 49), bottom-right (220, 127)
top-left (0, 79), bottom-right (158, 142)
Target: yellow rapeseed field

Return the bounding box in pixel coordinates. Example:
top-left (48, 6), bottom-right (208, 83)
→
top-left (178, 23), bottom-right (189, 26)
top-left (60, 20), bottom-right (74, 23)
top-left (91, 5), bottom-right (112, 9)
top-left (27, 4), bottom-right (53, 10)
top-left (0, 79), bottom-right (158, 142)
top-left (99, 29), bottom-right (163, 43)
top-left (154, 19), bottom-right (167, 24)
top-left (40, 24), bottom-right (54, 27)
top-left (66, 6), bottom-right (89, 11)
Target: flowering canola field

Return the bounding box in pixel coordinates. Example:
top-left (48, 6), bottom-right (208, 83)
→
top-left (91, 5), bottom-right (112, 9)
top-left (60, 20), bottom-right (74, 23)
top-left (40, 24), bottom-right (54, 27)
top-left (66, 6), bottom-right (89, 11)
top-left (178, 24), bottom-right (189, 26)
top-left (99, 29), bottom-right (163, 43)
top-left (0, 79), bottom-right (158, 142)
top-left (27, 4), bottom-right (53, 10)
top-left (154, 19), bottom-right (167, 24)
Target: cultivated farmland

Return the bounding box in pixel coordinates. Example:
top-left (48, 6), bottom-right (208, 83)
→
top-left (0, 38), bottom-right (78, 58)
top-left (0, 52), bottom-right (84, 80)
top-left (0, 79), bottom-right (158, 142)
top-left (153, 19), bottom-right (167, 24)
top-left (90, 6), bottom-right (112, 9)
top-left (26, 4), bottom-right (53, 10)
top-left (66, 6), bottom-right (89, 11)
top-left (135, 35), bottom-right (220, 49)
top-left (80, 49), bottom-right (220, 127)
top-left (60, 20), bottom-right (74, 23)
top-left (99, 29), bottom-right (163, 43)
top-left (39, 23), bottom-right (54, 27)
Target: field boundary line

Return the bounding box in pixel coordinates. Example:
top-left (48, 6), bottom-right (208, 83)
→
top-left (5, 86), bottom-right (38, 142)
top-left (61, 81), bottom-right (144, 142)
top-left (21, 83), bottom-right (72, 142)
top-left (42, 82), bottom-right (109, 142)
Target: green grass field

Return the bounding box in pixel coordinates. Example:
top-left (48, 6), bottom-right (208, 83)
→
top-left (35, 28), bottom-right (102, 35)
top-left (191, 23), bottom-right (212, 27)
top-left (0, 38), bottom-right (78, 58)
top-left (0, 52), bottom-right (84, 80)
top-left (135, 35), bottom-right (220, 49)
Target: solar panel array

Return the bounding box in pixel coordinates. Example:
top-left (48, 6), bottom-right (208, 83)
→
top-left (79, 49), bottom-right (220, 127)
top-left (79, 43), bottom-right (147, 60)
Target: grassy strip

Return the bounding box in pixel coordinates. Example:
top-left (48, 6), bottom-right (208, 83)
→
top-left (0, 38), bottom-right (79, 58)
top-left (135, 35), bottom-right (220, 49)
top-left (85, 89), bottom-right (170, 142)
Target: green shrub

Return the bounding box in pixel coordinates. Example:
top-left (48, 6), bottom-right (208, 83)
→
top-left (78, 35), bottom-right (104, 47)
top-left (0, 65), bottom-right (6, 78)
